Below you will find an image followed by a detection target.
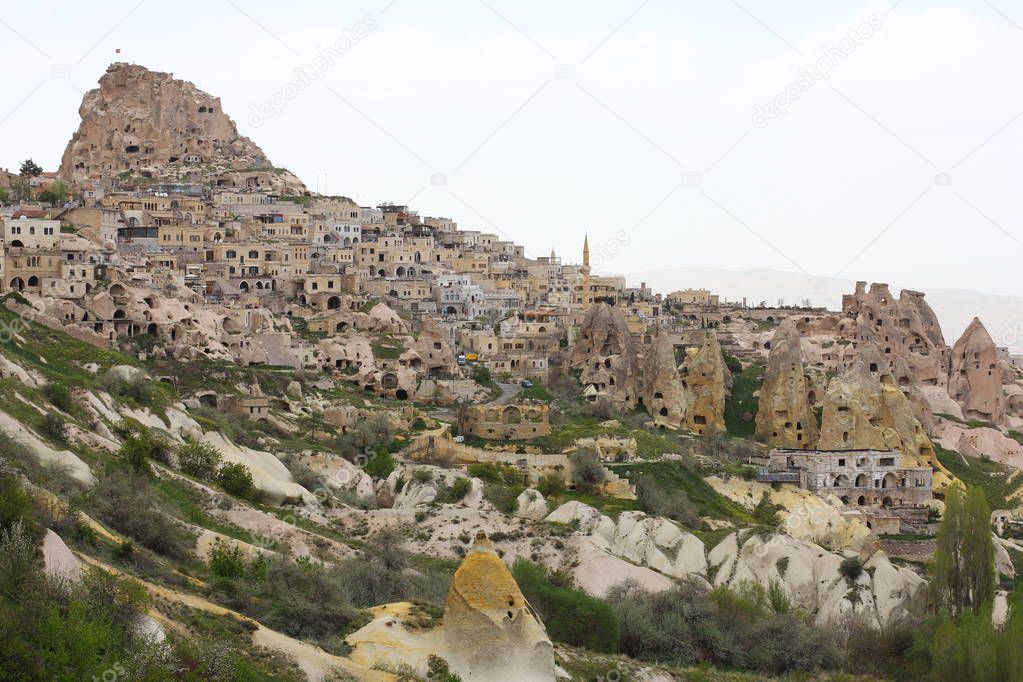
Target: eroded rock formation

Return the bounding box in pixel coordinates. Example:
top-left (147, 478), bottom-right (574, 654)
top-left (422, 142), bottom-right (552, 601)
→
top-left (817, 356), bottom-right (953, 492)
top-left (841, 282), bottom-right (949, 388)
top-left (59, 63), bottom-right (305, 193)
top-left (949, 317), bottom-right (1007, 424)
top-left (570, 302), bottom-right (639, 407)
top-left (755, 319), bottom-right (820, 448)
top-left (680, 331), bottom-right (728, 434)
top-left (641, 329), bottom-right (687, 429)
top-left (442, 532), bottom-right (556, 680)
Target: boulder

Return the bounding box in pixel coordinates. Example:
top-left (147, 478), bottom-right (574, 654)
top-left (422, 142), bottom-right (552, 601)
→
top-left (514, 489), bottom-right (548, 521)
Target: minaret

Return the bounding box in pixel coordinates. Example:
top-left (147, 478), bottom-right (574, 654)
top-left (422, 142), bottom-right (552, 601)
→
top-left (581, 234), bottom-right (591, 312)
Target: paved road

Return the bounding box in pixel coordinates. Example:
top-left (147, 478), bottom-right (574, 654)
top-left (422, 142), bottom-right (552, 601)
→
top-left (494, 381), bottom-right (523, 404)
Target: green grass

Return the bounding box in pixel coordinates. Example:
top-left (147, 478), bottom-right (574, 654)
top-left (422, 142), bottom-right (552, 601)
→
top-left (935, 412), bottom-right (998, 430)
top-left (725, 360), bottom-right (765, 437)
top-left (611, 460), bottom-right (753, 523)
top-left (371, 337), bottom-right (405, 360)
top-left (0, 300), bottom-right (135, 387)
top-left (936, 445), bottom-right (1015, 510)
top-left (518, 383), bottom-right (555, 402)
top-left (547, 489), bottom-right (638, 519)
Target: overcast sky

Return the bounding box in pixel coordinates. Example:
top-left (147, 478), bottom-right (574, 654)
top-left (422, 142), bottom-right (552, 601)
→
top-left (2, 0), bottom-right (1021, 298)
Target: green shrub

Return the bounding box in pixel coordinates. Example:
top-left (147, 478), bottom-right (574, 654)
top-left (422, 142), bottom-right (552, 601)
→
top-left (512, 558), bottom-right (619, 653)
top-left (636, 474), bottom-right (701, 528)
top-left (569, 450), bottom-right (606, 491)
top-left (217, 463), bottom-right (255, 499)
top-left (412, 468), bottom-right (434, 483)
top-left (363, 451), bottom-right (395, 479)
top-left (437, 477), bottom-right (472, 503)
top-left (177, 441), bottom-right (223, 480)
top-left (536, 475), bottom-right (565, 498)
top-left (40, 413), bottom-right (68, 443)
top-left (209, 541), bottom-right (248, 578)
top-left (43, 382), bottom-right (75, 412)
top-left (839, 557), bottom-right (863, 582)
top-left (468, 462), bottom-right (523, 486)
top-left (90, 471), bottom-right (194, 560)
top-left (752, 491), bottom-right (783, 527)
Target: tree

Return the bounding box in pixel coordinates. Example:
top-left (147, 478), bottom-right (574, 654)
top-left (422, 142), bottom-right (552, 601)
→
top-left (0, 188), bottom-right (8, 203)
top-left (217, 463), bottom-right (255, 499)
top-left (177, 441), bottom-right (223, 480)
top-left (19, 159), bottom-right (42, 177)
top-left (931, 485), bottom-right (995, 618)
top-left (10, 177), bottom-right (31, 202)
top-left (569, 450), bottom-right (606, 491)
top-left (40, 180), bottom-right (68, 205)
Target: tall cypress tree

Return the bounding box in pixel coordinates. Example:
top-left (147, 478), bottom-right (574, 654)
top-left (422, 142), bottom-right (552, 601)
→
top-left (931, 485), bottom-right (995, 618)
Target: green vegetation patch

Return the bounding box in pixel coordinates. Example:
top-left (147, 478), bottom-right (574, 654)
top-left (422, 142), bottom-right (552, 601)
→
top-left (725, 359), bottom-right (765, 437)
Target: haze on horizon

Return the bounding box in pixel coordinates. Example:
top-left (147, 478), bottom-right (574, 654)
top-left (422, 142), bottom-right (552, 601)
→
top-left (2, 0), bottom-right (1021, 298)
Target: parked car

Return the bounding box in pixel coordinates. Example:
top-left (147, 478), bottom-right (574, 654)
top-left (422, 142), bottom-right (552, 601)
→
top-left (520, 379), bottom-right (534, 388)
top-left (453, 435), bottom-right (465, 443)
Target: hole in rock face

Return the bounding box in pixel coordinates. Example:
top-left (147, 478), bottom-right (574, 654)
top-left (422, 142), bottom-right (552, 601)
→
top-left (507, 611), bottom-right (513, 619)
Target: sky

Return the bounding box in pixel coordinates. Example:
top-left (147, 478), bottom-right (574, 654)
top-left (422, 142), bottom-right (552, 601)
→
top-left (2, 0), bottom-right (1022, 299)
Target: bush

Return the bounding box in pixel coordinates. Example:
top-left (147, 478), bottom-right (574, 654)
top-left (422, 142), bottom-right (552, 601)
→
top-left (752, 491), bottom-right (783, 527)
top-left (217, 463), bottom-right (255, 499)
top-left (512, 558), bottom-right (619, 653)
top-left (468, 462), bottom-right (522, 486)
top-left (40, 413), bottom-right (68, 443)
top-left (636, 475), bottom-right (700, 529)
top-left (839, 557), bottom-right (863, 582)
top-left (90, 471), bottom-right (194, 560)
top-left (437, 477), bottom-right (472, 503)
top-left (609, 579), bottom-right (842, 674)
top-left (363, 451), bottom-right (395, 479)
top-left (569, 450), bottom-right (606, 491)
top-left (412, 468), bottom-right (433, 483)
top-left (177, 441), bottom-right (223, 480)
top-left (536, 475), bottom-right (565, 498)
top-left (208, 541), bottom-right (248, 579)
top-left (472, 365), bottom-right (493, 385)
top-left (43, 382), bottom-right (75, 412)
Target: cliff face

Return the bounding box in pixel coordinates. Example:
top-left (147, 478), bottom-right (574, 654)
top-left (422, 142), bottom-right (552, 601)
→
top-left (755, 319), bottom-right (819, 449)
top-left (59, 63), bottom-right (305, 193)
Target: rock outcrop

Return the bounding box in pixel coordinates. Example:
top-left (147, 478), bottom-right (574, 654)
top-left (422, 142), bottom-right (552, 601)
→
top-left (640, 329), bottom-right (687, 429)
top-left (817, 357), bottom-right (953, 492)
top-left (842, 282), bottom-right (949, 388)
top-left (570, 302), bottom-right (640, 407)
top-left (755, 319), bottom-right (820, 448)
top-left (443, 533), bottom-right (556, 680)
top-left (708, 530), bottom-right (927, 630)
top-left (59, 63), bottom-right (305, 193)
top-left (949, 317), bottom-right (1007, 424)
top-left (680, 331), bottom-right (728, 434)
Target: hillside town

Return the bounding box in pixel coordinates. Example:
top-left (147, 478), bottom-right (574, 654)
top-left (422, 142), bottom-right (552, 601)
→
top-left (3, 62), bottom-right (1023, 681)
